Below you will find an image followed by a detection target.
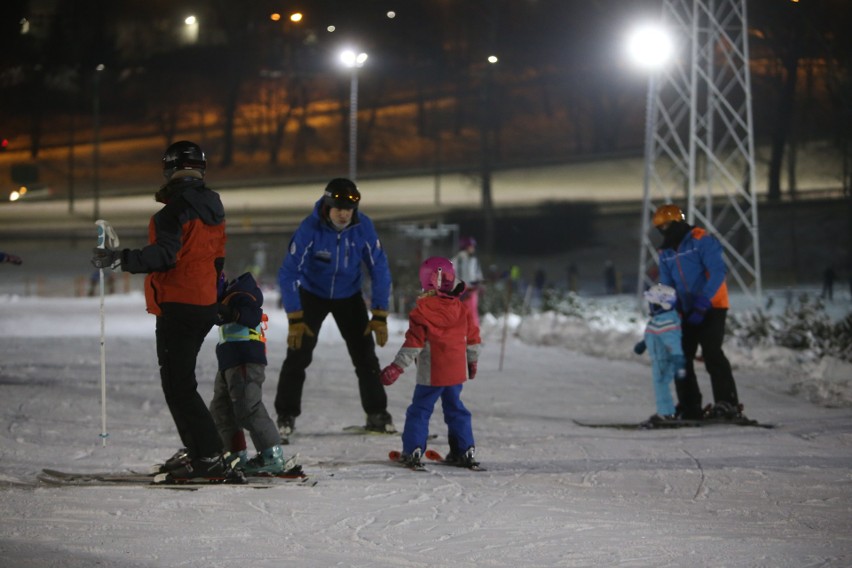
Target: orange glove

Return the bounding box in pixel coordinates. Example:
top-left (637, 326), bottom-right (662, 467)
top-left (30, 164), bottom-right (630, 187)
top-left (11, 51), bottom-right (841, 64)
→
top-left (364, 309), bottom-right (389, 347)
top-left (286, 311), bottom-right (315, 350)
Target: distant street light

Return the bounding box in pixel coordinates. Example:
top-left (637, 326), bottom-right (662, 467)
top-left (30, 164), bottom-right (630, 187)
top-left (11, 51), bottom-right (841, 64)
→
top-left (182, 15), bottom-right (199, 45)
top-left (340, 49), bottom-right (368, 181)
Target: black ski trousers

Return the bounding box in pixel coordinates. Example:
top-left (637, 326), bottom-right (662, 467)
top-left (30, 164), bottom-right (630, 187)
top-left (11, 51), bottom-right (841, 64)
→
top-left (275, 290), bottom-right (387, 419)
top-left (156, 302), bottom-right (222, 459)
top-left (676, 307), bottom-right (740, 418)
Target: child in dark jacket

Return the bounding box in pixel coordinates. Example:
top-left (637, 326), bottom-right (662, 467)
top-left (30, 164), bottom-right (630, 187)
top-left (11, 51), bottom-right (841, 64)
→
top-left (633, 283), bottom-right (687, 428)
top-left (209, 272), bottom-right (298, 474)
top-left (380, 257), bottom-right (482, 469)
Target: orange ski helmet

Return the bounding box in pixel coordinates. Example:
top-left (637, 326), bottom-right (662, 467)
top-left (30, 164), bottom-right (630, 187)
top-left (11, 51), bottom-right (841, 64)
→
top-left (652, 204), bottom-right (685, 227)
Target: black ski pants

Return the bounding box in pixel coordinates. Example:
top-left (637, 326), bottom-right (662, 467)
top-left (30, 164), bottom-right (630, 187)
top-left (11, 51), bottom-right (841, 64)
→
top-left (275, 290), bottom-right (387, 419)
top-left (156, 302), bottom-right (222, 459)
top-left (676, 307), bottom-right (740, 418)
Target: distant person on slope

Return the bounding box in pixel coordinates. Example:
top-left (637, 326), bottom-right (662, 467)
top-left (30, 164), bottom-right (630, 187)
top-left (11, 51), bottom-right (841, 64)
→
top-left (274, 178), bottom-right (395, 442)
top-left (633, 284), bottom-right (687, 428)
top-left (652, 204), bottom-right (742, 421)
top-left (91, 141), bottom-right (242, 483)
top-left (0, 252), bottom-right (22, 265)
top-left (451, 236), bottom-right (484, 327)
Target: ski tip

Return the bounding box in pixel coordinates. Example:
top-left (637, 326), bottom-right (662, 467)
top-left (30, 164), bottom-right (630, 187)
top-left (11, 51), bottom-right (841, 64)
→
top-left (424, 449), bottom-right (443, 461)
top-left (388, 450), bottom-right (401, 461)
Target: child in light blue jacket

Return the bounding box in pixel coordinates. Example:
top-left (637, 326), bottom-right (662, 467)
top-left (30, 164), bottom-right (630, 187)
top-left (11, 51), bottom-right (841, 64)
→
top-left (633, 284), bottom-right (686, 427)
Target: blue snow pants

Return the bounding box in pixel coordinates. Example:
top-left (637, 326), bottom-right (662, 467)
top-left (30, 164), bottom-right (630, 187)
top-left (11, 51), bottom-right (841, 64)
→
top-left (402, 384), bottom-right (474, 456)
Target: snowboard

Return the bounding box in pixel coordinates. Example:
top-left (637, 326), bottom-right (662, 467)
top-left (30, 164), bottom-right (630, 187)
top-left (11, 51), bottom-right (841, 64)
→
top-left (572, 416), bottom-right (774, 430)
top-left (424, 449), bottom-right (487, 471)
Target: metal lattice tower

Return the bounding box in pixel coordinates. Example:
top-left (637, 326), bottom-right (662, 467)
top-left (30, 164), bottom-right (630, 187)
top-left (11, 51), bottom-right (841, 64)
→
top-left (637, 0), bottom-right (762, 308)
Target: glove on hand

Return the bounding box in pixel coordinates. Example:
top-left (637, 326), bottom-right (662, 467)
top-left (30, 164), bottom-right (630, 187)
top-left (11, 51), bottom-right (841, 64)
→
top-left (633, 340), bottom-right (647, 355)
top-left (468, 361), bottom-right (478, 380)
top-left (672, 354), bottom-right (687, 380)
top-left (380, 363), bottom-right (403, 386)
top-left (286, 311), bottom-right (315, 350)
top-left (687, 296), bottom-right (712, 326)
top-left (2, 253), bottom-right (22, 265)
top-left (91, 247), bottom-right (121, 270)
top-left (217, 302), bottom-right (238, 324)
top-left (364, 309), bottom-right (389, 347)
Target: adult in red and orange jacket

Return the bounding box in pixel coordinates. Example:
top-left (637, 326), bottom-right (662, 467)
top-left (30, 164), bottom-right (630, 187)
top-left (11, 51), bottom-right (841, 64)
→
top-left (92, 141), bottom-right (237, 482)
top-left (380, 257), bottom-right (482, 468)
top-left (653, 204), bottom-right (741, 421)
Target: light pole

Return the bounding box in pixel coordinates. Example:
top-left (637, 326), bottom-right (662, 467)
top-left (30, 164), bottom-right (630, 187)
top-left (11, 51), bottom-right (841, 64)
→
top-left (340, 49), bottom-right (367, 181)
top-left (92, 63), bottom-right (105, 220)
top-left (625, 22), bottom-right (674, 307)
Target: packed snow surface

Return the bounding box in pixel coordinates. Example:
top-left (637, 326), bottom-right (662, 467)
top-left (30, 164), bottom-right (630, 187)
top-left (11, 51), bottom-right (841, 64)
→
top-left (1, 291), bottom-right (850, 567)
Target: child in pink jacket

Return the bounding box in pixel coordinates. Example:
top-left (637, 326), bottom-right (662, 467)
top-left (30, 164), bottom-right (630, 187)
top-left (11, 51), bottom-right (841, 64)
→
top-left (380, 257), bottom-right (481, 468)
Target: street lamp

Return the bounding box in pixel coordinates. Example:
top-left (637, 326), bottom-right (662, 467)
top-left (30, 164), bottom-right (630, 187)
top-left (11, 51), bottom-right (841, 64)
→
top-left (625, 22), bottom-right (675, 305)
top-left (93, 63), bottom-right (105, 220)
top-left (340, 48), bottom-right (368, 181)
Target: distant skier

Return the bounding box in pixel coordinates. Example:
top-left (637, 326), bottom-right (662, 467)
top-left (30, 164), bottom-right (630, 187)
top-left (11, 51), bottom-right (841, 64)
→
top-left (0, 251), bottom-right (22, 265)
top-left (633, 284), bottom-right (687, 428)
top-left (209, 272), bottom-right (299, 475)
top-left (451, 236), bottom-right (484, 327)
top-left (380, 257), bottom-right (482, 469)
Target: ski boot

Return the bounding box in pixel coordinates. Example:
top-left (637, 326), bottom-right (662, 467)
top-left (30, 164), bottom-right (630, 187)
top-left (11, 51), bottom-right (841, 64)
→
top-left (150, 447), bottom-right (191, 474)
top-left (704, 401), bottom-right (744, 421)
top-left (445, 446), bottom-right (480, 468)
top-left (639, 414), bottom-right (679, 429)
top-left (155, 453), bottom-right (246, 484)
top-left (396, 448), bottom-right (425, 471)
top-left (277, 416), bottom-right (295, 444)
top-left (224, 449), bottom-right (249, 469)
top-left (365, 411), bottom-right (397, 434)
top-left (243, 445), bottom-right (300, 476)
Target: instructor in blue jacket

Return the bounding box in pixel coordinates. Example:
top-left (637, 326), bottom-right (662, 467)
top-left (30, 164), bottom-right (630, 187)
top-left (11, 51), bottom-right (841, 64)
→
top-left (275, 178), bottom-right (395, 442)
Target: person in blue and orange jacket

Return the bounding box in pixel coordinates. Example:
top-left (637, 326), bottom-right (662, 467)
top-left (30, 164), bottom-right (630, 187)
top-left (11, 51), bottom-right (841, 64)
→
top-left (92, 141), bottom-right (240, 483)
top-left (380, 257), bottom-right (482, 469)
top-left (652, 204), bottom-right (742, 421)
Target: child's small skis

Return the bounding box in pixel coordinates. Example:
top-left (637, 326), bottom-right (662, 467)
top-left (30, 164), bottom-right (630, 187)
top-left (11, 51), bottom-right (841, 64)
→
top-left (388, 450), bottom-right (427, 472)
top-left (424, 449), bottom-right (486, 471)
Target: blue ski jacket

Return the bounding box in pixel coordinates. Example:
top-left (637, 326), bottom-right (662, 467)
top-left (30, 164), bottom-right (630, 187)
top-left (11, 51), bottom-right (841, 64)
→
top-left (657, 227), bottom-right (729, 313)
top-left (278, 199), bottom-right (391, 313)
top-left (643, 309), bottom-right (685, 371)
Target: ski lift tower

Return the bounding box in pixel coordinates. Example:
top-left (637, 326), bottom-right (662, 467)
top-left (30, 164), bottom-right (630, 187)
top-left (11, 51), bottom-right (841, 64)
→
top-left (632, 0), bottom-right (762, 308)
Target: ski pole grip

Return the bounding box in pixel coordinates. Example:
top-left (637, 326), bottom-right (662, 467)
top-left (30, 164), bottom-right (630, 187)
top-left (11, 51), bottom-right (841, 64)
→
top-left (95, 219), bottom-right (120, 250)
top-left (96, 220), bottom-right (107, 249)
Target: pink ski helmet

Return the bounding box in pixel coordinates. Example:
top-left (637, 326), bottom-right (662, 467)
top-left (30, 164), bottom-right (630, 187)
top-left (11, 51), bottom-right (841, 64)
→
top-left (419, 257), bottom-right (455, 294)
top-left (459, 236), bottom-right (477, 250)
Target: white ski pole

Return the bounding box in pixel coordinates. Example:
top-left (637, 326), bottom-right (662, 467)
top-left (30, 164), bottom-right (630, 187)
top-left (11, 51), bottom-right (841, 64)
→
top-left (95, 220), bottom-right (119, 446)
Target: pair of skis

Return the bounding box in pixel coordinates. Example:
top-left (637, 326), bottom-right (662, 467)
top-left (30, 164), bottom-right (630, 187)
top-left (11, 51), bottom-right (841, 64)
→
top-left (388, 450), bottom-right (486, 472)
top-left (38, 467), bottom-right (314, 490)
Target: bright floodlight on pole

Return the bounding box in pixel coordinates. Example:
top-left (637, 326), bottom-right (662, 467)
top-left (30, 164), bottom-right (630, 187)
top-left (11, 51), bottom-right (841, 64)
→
top-left (626, 21), bottom-right (675, 309)
top-left (340, 48), bottom-right (368, 181)
top-left (625, 22), bottom-right (674, 71)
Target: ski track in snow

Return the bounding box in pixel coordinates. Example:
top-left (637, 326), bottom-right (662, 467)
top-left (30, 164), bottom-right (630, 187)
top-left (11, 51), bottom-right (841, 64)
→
top-left (0, 293), bottom-right (850, 567)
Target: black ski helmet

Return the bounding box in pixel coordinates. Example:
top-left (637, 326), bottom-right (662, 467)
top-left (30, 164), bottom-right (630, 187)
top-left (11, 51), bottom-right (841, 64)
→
top-left (162, 140), bottom-right (206, 179)
top-left (322, 177), bottom-right (361, 210)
